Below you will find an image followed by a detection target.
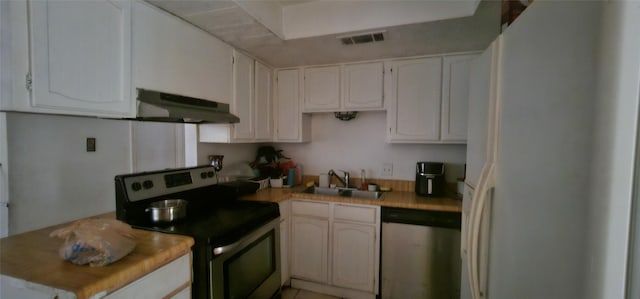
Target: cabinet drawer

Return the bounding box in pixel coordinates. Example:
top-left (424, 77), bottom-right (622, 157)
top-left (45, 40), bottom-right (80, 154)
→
top-left (334, 204), bottom-right (377, 224)
top-left (291, 201), bottom-right (330, 218)
top-left (106, 253), bottom-right (191, 298)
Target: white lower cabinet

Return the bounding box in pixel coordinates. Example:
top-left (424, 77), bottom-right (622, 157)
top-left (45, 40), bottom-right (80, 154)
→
top-left (291, 216), bottom-right (329, 283)
top-left (279, 200), bottom-right (291, 286)
top-left (289, 199), bottom-right (379, 299)
top-left (332, 222), bottom-right (376, 292)
top-left (0, 252), bottom-right (192, 299)
top-left (104, 253), bottom-right (192, 298)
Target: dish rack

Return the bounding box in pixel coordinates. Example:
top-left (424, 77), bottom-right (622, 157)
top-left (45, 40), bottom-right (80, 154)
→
top-left (248, 178), bottom-right (269, 190)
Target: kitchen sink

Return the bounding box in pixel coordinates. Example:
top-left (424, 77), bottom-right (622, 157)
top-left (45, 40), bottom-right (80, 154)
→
top-left (303, 186), bottom-right (384, 200)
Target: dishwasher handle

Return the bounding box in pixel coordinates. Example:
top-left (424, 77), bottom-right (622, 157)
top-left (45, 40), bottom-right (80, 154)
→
top-left (381, 207), bottom-right (461, 229)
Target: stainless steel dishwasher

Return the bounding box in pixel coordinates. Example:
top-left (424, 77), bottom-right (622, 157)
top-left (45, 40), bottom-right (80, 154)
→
top-left (381, 207), bottom-right (461, 299)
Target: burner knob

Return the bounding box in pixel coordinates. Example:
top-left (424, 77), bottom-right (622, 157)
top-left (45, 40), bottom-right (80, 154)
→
top-left (201, 172), bottom-right (207, 179)
top-left (207, 171), bottom-right (215, 178)
top-left (143, 180), bottom-right (154, 189)
top-left (131, 182), bottom-right (142, 191)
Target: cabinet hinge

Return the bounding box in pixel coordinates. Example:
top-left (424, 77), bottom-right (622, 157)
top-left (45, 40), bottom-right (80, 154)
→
top-left (25, 72), bottom-right (32, 92)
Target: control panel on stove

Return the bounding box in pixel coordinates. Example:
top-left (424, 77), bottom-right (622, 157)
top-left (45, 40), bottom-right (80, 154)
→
top-left (123, 166), bottom-right (218, 202)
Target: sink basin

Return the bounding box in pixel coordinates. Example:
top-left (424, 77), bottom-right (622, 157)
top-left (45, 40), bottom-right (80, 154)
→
top-left (303, 186), bottom-right (384, 200)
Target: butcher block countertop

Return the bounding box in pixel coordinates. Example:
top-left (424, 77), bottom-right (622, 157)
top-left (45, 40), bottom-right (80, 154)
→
top-left (241, 186), bottom-right (462, 212)
top-left (0, 212), bottom-right (194, 299)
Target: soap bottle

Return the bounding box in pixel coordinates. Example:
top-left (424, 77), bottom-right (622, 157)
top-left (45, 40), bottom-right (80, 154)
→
top-left (360, 169), bottom-right (367, 190)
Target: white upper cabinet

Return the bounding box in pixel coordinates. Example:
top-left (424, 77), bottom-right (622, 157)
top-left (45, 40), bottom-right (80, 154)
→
top-left (27, 0), bottom-right (133, 117)
top-left (231, 51), bottom-right (255, 141)
top-left (343, 62), bottom-right (384, 110)
top-left (133, 1), bottom-right (232, 104)
top-left (199, 55), bottom-right (274, 144)
top-left (301, 62), bottom-right (384, 112)
top-left (386, 57), bottom-right (443, 142)
top-left (274, 68), bottom-right (311, 143)
top-left (255, 61), bottom-right (274, 141)
top-left (441, 54), bottom-right (477, 142)
top-left (303, 66), bottom-right (341, 111)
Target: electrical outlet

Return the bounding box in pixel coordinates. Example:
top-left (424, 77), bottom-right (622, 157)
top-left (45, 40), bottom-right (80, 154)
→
top-left (381, 163), bottom-right (393, 177)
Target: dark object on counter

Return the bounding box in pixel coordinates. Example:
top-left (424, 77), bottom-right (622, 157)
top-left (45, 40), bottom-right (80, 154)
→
top-left (253, 146), bottom-right (289, 164)
top-left (252, 146), bottom-right (292, 179)
top-left (218, 180), bottom-right (260, 196)
top-left (415, 162), bottom-right (446, 197)
top-left (145, 199), bottom-right (187, 223)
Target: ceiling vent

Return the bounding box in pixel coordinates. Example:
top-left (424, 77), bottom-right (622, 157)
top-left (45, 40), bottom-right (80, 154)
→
top-left (338, 30), bottom-right (385, 45)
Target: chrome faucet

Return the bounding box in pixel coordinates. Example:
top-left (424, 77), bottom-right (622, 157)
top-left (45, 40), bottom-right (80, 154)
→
top-left (328, 169), bottom-right (350, 188)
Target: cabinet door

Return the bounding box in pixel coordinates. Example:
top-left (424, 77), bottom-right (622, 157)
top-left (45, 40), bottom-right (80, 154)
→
top-left (133, 1), bottom-right (232, 104)
top-left (441, 54), bottom-right (477, 142)
top-left (29, 0), bottom-right (132, 116)
top-left (231, 51), bottom-right (255, 141)
top-left (255, 61), bottom-right (273, 141)
top-left (105, 253), bottom-right (191, 298)
top-left (343, 62), bottom-right (384, 110)
top-left (332, 222), bottom-right (376, 292)
top-left (275, 69), bottom-right (307, 142)
top-left (387, 57), bottom-right (442, 142)
top-left (303, 66), bottom-right (340, 111)
top-left (280, 218), bottom-right (290, 286)
top-left (291, 216), bottom-right (329, 283)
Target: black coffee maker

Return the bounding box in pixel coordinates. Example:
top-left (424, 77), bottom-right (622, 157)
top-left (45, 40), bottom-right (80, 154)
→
top-left (415, 162), bottom-right (445, 197)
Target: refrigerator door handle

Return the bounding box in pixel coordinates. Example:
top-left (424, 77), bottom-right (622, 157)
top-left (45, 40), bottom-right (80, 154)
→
top-left (467, 163), bottom-right (495, 299)
top-left (466, 165), bottom-right (487, 299)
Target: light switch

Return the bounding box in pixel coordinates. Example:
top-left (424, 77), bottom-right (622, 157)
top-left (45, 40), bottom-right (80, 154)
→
top-left (86, 137), bottom-right (96, 152)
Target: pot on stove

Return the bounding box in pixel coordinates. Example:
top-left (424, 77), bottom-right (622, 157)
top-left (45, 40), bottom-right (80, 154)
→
top-left (145, 199), bottom-right (187, 223)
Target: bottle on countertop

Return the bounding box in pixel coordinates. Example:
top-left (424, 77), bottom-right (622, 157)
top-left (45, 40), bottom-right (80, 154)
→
top-left (360, 169), bottom-right (367, 190)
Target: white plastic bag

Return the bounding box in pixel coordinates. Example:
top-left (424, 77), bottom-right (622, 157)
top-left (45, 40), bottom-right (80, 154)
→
top-left (49, 218), bottom-right (136, 266)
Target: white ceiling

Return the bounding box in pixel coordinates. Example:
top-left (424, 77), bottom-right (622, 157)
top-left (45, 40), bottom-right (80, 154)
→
top-left (148, 0), bottom-right (500, 68)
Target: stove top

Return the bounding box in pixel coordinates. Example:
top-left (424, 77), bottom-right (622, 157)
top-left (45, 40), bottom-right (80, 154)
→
top-left (129, 200), bottom-right (279, 246)
top-left (115, 166), bottom-right (279, 247)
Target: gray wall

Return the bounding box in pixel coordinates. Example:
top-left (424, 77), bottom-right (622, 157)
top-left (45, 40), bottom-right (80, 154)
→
top-left (5, 113), bottom-right (184, 234)
top-left (275, 112), bottom-right (466, 181)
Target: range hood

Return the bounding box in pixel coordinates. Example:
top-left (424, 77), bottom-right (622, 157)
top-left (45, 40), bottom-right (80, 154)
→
top-left (132, 89), bottom-right (240, 124)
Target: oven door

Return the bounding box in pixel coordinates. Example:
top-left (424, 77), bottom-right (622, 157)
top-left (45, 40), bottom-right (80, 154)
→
top-left (211, 217), bottom-right (281, 299)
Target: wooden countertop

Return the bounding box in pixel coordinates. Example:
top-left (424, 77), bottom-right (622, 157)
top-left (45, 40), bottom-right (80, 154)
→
top-left (0, 212), bottom-right (194, 299)
top-left (241, 186), bottom-right (462, 212)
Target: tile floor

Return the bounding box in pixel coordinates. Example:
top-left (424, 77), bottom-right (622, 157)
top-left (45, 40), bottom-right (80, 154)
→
top-left (281, 287), bottom-right (342, 299)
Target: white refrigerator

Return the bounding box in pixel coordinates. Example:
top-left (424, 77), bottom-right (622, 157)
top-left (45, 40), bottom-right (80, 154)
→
top-left (462, 2), bottom-right (601, 298)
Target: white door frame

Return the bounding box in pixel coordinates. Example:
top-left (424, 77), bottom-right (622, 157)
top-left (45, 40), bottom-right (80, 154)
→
top-left (625, 81), bottom-right (640, 299)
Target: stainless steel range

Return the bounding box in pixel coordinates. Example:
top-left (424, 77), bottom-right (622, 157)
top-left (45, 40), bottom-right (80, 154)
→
top-left (115, 166), bottom-right (281, 299)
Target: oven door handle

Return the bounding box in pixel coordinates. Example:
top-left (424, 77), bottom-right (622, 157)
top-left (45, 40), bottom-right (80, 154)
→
top-left (212, 218), bottom-right (280, 257)
top-left (213, 242), bottom-right (241, 256)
